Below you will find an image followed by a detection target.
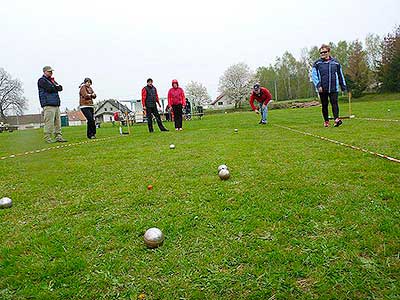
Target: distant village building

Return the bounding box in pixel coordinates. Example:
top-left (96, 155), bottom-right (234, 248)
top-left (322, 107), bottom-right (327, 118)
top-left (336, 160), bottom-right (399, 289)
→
top-left (66, 110), bottom-right (86, 126)
top-left (6, 114), bottom-right (43, 130)
top-left (210, 94), bottom-right (235, 109)
top-left (94, 99), bottom-right (131, 123)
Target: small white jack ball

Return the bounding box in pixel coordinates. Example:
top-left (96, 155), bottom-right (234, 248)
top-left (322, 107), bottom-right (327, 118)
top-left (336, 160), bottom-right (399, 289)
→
top-left (0, 197), bottom-right (12, 209)
top-left (169, 144), bottom-right (175, 149)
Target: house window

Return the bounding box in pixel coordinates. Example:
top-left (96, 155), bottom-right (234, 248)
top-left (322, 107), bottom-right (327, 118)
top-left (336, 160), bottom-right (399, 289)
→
top-left (218, 102), bottom-right (223, 105)
top-left (110, 117), bottom-right (112, 121)
top-left (104, 108), bottom-right (107, 111)
top-left (110, 107), bottom-right (113, 111)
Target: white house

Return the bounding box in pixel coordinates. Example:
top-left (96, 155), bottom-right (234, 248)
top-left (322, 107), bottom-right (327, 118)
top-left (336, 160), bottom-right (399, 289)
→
top-left (94, 99), bottom-right (131, 123)
top-left (6, 114), bottom-right (43, 130)
top-left (210, 94), bottom-right (235, 110)
top-left (66, 110), bottom-right (86, 126)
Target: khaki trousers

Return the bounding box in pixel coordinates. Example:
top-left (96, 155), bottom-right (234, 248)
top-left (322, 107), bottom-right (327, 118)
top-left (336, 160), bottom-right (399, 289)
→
top-left (43, 106), bottom-right (62, 140)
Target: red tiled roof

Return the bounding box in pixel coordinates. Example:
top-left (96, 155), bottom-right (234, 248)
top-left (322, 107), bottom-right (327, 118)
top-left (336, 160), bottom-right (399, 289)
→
top-left (67, 110), bottom-right (86, 121)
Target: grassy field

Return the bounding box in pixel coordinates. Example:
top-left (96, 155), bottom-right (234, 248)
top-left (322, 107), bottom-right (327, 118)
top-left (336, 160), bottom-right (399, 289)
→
top-left (0, 94), bottom-right (399, 299)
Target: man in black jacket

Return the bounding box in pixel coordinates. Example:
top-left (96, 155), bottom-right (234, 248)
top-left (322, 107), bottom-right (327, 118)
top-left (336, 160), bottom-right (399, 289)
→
top-left (141, 78), bottom-right (169, 133)
top-left (37, 66), bottom-right (67, 143)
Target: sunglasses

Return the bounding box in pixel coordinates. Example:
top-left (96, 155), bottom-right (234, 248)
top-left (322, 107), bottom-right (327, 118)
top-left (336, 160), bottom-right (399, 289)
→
top-left (320, 51), bottom-right (328, 54)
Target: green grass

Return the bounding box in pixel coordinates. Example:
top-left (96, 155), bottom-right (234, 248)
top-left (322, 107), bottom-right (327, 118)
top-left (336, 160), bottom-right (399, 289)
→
top-left (0, 94), bottom-right (399, 299)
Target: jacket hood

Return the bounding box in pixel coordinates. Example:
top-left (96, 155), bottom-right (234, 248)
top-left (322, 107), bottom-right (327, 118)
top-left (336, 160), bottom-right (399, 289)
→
top-left (172, 79), bottom-right (179, 87)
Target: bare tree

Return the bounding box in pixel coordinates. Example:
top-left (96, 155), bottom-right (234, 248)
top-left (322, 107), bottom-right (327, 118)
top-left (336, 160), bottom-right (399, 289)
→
top-left (218, 62), bottom-right (254, 108)
top-left (185, 81), bottom-right (210, 106)
top-left (0, 68), bottom-right (27, 122)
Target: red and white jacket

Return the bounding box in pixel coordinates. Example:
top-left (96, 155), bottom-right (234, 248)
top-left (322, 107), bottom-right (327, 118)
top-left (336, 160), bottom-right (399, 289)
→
top-left (249, 87), bottom-right (272, 110)
top-left (168, 79), bottom-right (186, 107)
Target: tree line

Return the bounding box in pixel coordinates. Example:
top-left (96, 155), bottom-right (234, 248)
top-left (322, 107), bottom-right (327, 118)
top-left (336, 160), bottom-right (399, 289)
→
top-left (218, 24), bottom-right (400, 107)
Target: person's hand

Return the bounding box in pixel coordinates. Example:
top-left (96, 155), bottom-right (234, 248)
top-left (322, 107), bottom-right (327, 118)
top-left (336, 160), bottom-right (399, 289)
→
top-left (318, 87), bottom-right (323, 93)
top-left (255, 109), bottom-right (260, 114)
top-left (92, 93), bottom-right (96, 98)
top-left (262, 104), bottom-right (267, 110)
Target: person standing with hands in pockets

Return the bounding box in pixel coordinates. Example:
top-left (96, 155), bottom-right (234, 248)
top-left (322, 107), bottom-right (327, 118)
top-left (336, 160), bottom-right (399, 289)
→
top-left (168, 79), bottom-right (186, 131)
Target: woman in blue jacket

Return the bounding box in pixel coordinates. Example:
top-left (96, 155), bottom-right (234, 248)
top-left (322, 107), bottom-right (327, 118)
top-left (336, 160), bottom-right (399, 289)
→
top-left (312, 44), bottom-right (347, 127)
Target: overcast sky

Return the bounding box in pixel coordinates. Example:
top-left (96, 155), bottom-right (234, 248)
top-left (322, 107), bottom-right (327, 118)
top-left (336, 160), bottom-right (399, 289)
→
top-left (1, 0), bottom-right (399, 114)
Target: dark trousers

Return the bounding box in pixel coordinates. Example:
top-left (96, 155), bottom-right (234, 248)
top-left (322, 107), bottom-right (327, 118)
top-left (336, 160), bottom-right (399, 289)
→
top-left (81, 107), bottom-right (96, 138)
top-left (319, 92), bottom-right (339, 121)
top-left (146, 107), bottom-right (167, 132)
top-left (172, 104), bottom-right (183, 129)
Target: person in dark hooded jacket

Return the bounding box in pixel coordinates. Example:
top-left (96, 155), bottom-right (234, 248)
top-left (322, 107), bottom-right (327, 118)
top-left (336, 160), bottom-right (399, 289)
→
top-left (167, 79), bottom-right (186, 131)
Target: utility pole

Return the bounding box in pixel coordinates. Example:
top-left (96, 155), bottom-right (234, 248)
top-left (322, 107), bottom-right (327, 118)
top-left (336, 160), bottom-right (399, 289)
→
top-left (274, 80), bottom-right (278, 101)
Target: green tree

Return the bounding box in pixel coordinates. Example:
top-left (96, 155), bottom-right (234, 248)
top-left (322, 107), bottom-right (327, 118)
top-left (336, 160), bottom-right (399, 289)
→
top-left (346, 40), bottom-right (370, 98)
top-left (379, 25), bottom-right (400, 92)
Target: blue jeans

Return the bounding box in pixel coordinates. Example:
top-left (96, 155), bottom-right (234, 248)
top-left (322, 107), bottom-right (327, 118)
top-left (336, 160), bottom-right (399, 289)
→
top-left (259, 103), bottom-right (268, 123)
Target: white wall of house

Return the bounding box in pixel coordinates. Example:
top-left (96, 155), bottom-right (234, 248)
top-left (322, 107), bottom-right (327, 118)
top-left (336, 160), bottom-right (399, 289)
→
top-left (69, 120), bottom-right (85, 126)
top-left (17, 123), bottom-right (42, 130)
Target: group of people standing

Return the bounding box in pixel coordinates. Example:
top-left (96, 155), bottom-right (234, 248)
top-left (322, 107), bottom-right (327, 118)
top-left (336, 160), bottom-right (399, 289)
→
top-left (141, 78), bottom-right (187, 133)
top-left (37, 44), bottom-right (346, 142)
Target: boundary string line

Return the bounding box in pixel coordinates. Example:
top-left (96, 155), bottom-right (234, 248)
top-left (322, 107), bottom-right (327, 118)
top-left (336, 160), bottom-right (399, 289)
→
top-left (1, 136), bottom-right (122, 161)
top-left (355, 117), bottom-right (400, 122)
top-left (273, 124), bottom-right (400, 164)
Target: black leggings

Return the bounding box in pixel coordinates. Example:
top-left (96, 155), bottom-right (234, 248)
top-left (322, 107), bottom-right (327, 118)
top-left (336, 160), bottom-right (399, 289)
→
top-left (172, 104), bottom-right (183, 129)
top-left (81, 107), bottom-right (96, 138)
top-left (319, 92), bottom-right (339, 121)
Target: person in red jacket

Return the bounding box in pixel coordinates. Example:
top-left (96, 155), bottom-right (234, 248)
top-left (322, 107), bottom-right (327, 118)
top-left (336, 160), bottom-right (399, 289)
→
top-left (141, 78), bottom-right (168, 133)
top-left (167, 79), bottom-right (186, 131)
top-left (249, 83), bottom-right (272, 125)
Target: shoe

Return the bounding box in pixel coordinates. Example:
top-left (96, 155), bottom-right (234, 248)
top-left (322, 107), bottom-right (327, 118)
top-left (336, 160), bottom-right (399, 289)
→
top-left (90, 136), bottom-right (96, 139)
top-left (175, 128), bottom-right (179, 131)
top-left (179, 128), bottom-right (183, 131)
top-left (161, 128), bottom-right (169, 132)
top-left (45, 138), bottom-right (53, 143)
top-left (56, 137), bottom-right (68, 142)
top-left (334, 118), bottom-right (342, 127)
top-left (261, 122), bottom-right (267, 125)
top-left (258, 120), bottom-right (263, 124)
top-left (324, 121), bottom-right (330, 127)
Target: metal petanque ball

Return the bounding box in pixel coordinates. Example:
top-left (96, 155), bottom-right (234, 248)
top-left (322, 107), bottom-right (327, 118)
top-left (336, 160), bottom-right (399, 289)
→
top-left (234, 128), bottom-right (238, 133)
top-left (169, 144), bottom-right (175, 149)
top-left (218, 164), bottom-right (228, 172)
top-left (144, 227), bottom-right (164, 249)
top-left (218, 168), bottom-right (230, 180)
top-left (0, 197), bottom-right (12, 209)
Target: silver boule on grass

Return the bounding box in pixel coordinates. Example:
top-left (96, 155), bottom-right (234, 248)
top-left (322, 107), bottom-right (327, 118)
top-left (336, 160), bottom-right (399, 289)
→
top-left (0, 197), bottom-right (12, 209)
top-left (169, 144), bottom-right (175, 149)
top-left (218, 168), bottom-right (230, 180)
top-left (144, 227), bottom-right (165, 249)
top-left (234, 128), bottom-right (238, 133)
top-left (218, 164), bottom-right (228, 172)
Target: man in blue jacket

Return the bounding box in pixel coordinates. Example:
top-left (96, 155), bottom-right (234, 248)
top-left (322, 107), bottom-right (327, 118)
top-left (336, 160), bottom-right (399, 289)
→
top-left (38, 66), bottom-right (67, 143)
top-left (312, 44), bottom-right (347, 127)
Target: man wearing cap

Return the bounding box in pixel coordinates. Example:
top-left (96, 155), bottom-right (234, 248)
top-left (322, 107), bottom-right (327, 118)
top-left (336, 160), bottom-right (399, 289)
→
top-left (38, 66), bottom-right (67, 143)
top-left (249, 83), bottom-right (273, 125)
